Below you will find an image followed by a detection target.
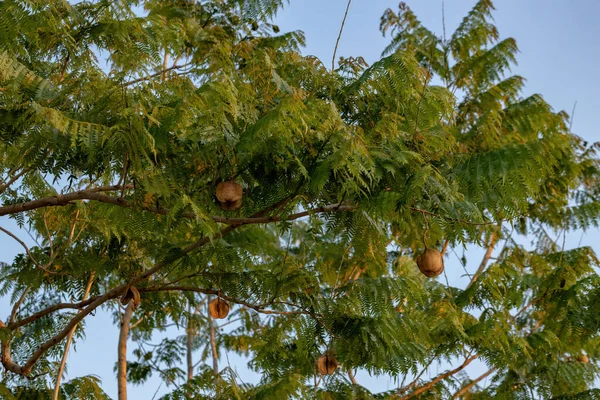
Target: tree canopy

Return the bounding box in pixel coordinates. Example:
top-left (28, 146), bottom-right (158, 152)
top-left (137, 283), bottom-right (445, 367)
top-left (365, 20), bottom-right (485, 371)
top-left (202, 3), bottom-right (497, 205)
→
top-left (1, 0), bottom-right (600, 398)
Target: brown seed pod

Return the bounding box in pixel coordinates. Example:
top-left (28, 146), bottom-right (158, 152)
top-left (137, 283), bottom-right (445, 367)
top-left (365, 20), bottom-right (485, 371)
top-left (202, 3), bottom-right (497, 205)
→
top-left (576, 354), bottom-right (590, 363)
top-left (416, 248), bottom-right (444, 278)
top-left (120, 286), bottom-right (141, 307)
top-left (216, 181), bottom-right (243, 210)
top-left (208, 298), bottom-right (230, 319)
top-left (317, 354), bottom-right (338, 375)
top-left (220, 198), bottom-right (242, 211)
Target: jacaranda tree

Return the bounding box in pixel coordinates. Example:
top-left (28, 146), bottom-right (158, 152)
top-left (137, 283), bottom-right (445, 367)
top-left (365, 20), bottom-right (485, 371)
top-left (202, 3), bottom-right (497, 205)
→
top-left (1, 0), bottom-right (599, 398)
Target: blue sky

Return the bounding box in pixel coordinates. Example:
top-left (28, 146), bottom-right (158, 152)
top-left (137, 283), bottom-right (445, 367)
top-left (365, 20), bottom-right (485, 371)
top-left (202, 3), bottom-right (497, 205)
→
top-left (1, 0), bottom-right (600, 398)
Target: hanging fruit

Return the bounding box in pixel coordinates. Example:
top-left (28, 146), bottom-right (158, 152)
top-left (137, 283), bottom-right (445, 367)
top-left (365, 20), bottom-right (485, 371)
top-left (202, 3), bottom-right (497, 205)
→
top-left (576, 354), bottom-right (590, 363)
top-left (317, 353), bottom-right (338, 375)
top-left (120, 286), bottom-right (141, 307)
top-left (208, 297), bottom-right (230, 319)
top-left (216, 180), bottom-right (243, 210)
top-left (416, 248), bottom-right (444, 277)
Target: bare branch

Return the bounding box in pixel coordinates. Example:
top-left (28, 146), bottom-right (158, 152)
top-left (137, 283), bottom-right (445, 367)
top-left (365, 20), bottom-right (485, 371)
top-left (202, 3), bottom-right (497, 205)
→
top-left (348, 368), bottom-right (358, 385)
top-left (42, 211), bottom-right (54, 261)
top-left (0, 169), bottom-right (27, 194)
top-left (0, 225), bottom-right (53, 273)
top-left (396, 354), bottom-right (479, 399)
top-left (396, 353), bottom-right (438, 396)
top-left (0, 199), bottom-right (276, 376)
top-left (452, 367), bottom-right (496, 399)
top-left (52, 273), bottom-right (95, 400)
top-left (208, 301), bottom-right (219, 385)
top-left (0, 185), bottom-right (126, 217)
top-left (467, 222), bottom-right (502, 288)
top-left (123, 63), bottom-right (192, 87)
top-left (0, 186), bottom-right (493, 229)
top-left (9, 287), bottom-right (30, 324)
top-left (441, 240), bottom-right (450, 257)
top-left (332, 0), bottom-right (353, 70)
top-left (118, 300), bottom-right (135, 400)
top-left (139, 286), bottom-right (307, 316)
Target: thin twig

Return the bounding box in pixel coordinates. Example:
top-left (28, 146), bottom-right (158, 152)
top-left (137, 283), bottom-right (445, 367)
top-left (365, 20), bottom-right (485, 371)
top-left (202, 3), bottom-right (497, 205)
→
top-left (332, 0), bottom-right (353, 70)
top-left (467, 221), bottom-right (502, 288)
top-left (139, 286), bottom-right (307, 316)
top-left (348, 368), bottom-right (359, 385)
top-left (0, 169), bottom-right (27, 194)
top-left (9, 287), bottom-right (30, 324)
top-left (0, 226), bottom-right (53, 274)
top-left (397, 354), bottom-right (438, 396)
top-left (123, 63), bottom-right (192, 87)
top-left (396, 354), bottom-right (479, 399)
top-left (451, 367), bottom-right (496, 399)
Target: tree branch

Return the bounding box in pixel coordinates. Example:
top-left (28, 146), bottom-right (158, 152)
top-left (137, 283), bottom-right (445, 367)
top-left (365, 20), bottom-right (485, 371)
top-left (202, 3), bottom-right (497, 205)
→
top-left (118, 300), bottom-right (135, 400)
top-left (0, 187), bottom-right (492, 228)
top-left (396, 353), bottom-right (438, 396)
top-left (0, 185), bottom-right (125, 217)
top-left (0, 226), bottom-right (54, 273)
top-left (139, 286), bottom-right (307, 316)
top-left (0, 169), bottom-right (28, 194)
top-left (0, 198), bottom-right (288, 376)
top-left (0, 187), bottom-right (356, 223)
top-left (452, 367), bottom-right (496, 399)
top-left (396, 354), bottom-right (479, 399)
top-left (467, 222), bottom-right (502, 288)
top-left (348, 368), bottom-right (359, 385)
top-left (208, 300), bottom-right (219, 387)
top-left (123, 63), bottom-right (192, 87)
top-left (332, 0), bottom-right (353, 70)
top-left (52, 273), bottom-right (95, 400)
top-left (9, 287), bottom-right (30, 324)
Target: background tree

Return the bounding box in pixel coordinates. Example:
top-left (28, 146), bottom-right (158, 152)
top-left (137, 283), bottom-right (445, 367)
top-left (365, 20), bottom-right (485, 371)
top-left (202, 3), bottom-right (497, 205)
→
top-left (0, 0), bottom-right (599, 398)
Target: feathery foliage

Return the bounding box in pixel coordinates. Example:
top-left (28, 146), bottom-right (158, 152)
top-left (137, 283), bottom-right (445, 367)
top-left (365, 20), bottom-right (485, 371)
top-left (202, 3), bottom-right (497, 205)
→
top-left (0, 0), bottom-right (599, 398)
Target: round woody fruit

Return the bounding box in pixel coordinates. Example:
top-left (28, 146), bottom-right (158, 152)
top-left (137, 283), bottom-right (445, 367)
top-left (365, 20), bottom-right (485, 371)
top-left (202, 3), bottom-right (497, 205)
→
top-left (576, 354), bottom-right (590, 363)
top-left (317, 354), bottom-right (338, 375)
top-left (216, 181), bottom-right (243, 211)
top-left (416, 248), bottom-right (444, 278)
top-left (208, 298), bottom-right (230, 319)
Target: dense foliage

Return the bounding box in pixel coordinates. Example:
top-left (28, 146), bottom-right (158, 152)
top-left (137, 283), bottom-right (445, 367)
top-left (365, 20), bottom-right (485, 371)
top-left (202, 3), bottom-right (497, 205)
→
top-left (1, 0), bottom-right (599, 398)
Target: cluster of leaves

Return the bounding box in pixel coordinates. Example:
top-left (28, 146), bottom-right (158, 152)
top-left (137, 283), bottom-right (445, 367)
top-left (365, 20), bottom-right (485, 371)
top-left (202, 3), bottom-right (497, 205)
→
top-left (0, 0), bottom-right (599, 398)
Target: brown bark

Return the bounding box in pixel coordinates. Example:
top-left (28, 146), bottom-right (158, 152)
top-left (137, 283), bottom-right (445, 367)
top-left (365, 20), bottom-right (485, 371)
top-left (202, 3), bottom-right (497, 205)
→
top-left (0, 169), bottom-right (27, 194)
top-left (0, 190), bottom-right (355, 225)
top-left (52, 273), bottom-right (95, 400)
top-left (467, 224), bottom-right (502, 288)
top-left (1, 224), bottom-right (236, 376)
top-left (208, 304), bottom-right (219, 393)
top-left (139, 286), bottom-right (307, 316)
top-left (348, 368), bottom-right (358, 385)
top-left (0, 186), bottom-right (489, 229)
top-left (396, 355), bottom-right (479, 400)
top-left (452, 367), bottom-right (496, 399)
top-left (209, 313), bottom-right (218, 378)
top-left (331, 0), bottom-right (353, 70)
top-left (0, 195), bottom-right (343, 378)
top-left (0, 186), bottom-right (124, 216)
top-left (186, 306), bottom-right (194, 382)
top-left (118, 300), bottom-right (135, 400)
top-left (441, 240), bottom-right (450, 257)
